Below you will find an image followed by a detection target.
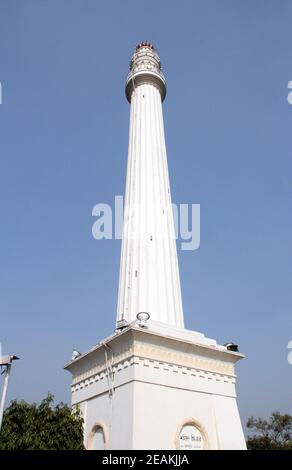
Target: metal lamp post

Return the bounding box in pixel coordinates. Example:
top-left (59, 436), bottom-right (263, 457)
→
top-left (0, 355), bottom-right (19, 431)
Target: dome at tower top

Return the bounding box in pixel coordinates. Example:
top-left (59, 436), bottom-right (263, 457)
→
top-left (136, 41), bottom-right (155, 51)
top-left (126, 42), bottom-right (166, 103)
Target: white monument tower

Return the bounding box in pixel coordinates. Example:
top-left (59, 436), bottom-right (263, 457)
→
top-left (65, 42), bottom-right (246, 450)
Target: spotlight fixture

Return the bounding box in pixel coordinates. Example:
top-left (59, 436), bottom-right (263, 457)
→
top-left (136, 311), bottom-right (150, 328)
top-left (71, 349), bottom-right (81, 361)
top-left (224, 343), bottom-right (239, 352)
top-left (116, 319), bottom-right (129, 331)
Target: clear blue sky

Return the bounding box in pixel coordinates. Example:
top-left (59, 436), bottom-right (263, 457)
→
top-left (0, 1), bottom-right (292, 430)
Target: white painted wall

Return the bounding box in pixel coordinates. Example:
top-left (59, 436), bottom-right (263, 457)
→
top-left (212, 395), bottom-right (246, 449)
top-left (79, 377), bottom-right (246, 450)
top-left (84, 383), bottom-right (134, 450)
top-left (132, 381), bottom-right (218, 449)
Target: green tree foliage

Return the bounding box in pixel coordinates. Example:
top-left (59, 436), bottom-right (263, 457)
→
top-left (0, 394), bottom-right (84, 450)
top-left (247, 412), bottom-right (292, 450)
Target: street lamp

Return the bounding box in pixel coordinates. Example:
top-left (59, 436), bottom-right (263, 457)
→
top-left (0, 355), bottom-right (20, 431)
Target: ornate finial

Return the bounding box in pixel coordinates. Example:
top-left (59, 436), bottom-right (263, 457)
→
top-left (125, 42), bottom-right (166, 103)
top-left (136, 41), bottom-right (155, 51)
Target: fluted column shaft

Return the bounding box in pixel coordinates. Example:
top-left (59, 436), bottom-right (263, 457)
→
top-left (116, 80), bottom-right (184, 329)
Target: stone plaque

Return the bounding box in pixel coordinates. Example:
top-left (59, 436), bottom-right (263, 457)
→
top-left (179, 424), bottom-right (204, 450)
